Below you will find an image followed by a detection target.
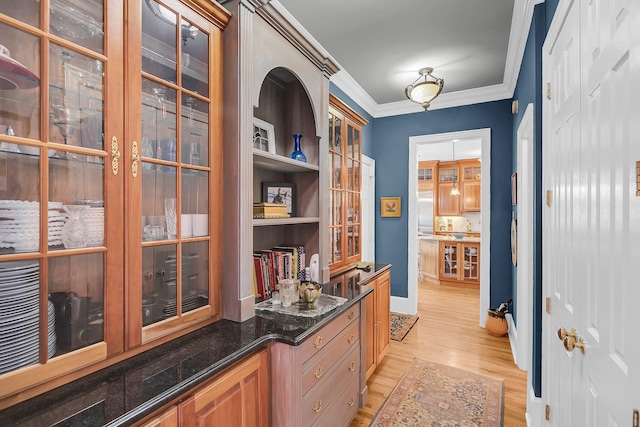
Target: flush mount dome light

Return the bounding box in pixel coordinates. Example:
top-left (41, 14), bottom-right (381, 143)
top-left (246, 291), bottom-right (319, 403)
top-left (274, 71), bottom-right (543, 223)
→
top-left (405, 67), bottom-right (444, 110)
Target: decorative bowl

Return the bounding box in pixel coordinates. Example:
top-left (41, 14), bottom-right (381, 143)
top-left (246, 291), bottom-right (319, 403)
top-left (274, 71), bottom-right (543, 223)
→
top-left (299, 282), bottom-right (322, 305)
top-left (452, 233), bottom-right (465, 239)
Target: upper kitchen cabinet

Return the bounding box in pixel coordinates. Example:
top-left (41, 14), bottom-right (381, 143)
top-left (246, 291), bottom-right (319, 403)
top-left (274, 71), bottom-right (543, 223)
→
top-left (459, 159), bottom-right (481, 212)
top-left (418, 161), bottom-right (437, 192)
top-left (0, 0), bottom-right (229, 406)
top-left (436, 161), bottom-right (460, 216)
top-left (328, 94), bottom-right (367, 273)
top-left (221, 0), bottom-right (339, 321)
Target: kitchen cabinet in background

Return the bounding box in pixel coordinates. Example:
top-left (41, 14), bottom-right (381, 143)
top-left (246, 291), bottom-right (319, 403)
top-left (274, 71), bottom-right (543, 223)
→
top-left (459, 159), bottom-right (481, 212)
top-left (365, 270), bottom-right (390, 379)
top-left (439, 241), bottom-right (480, 285)
top-left (436, 161), bottom-right (460, 216)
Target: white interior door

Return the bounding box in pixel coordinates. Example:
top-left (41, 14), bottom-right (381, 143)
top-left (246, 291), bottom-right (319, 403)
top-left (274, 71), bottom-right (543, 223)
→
top-left (543, 0), bottom-right (640, 425)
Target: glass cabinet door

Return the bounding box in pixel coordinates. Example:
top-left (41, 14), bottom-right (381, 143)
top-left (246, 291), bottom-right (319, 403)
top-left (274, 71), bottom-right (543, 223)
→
top-left (132, 0), bottom-right (217, 342)
top-left (0, 0), bottom-right (119, 381)
top-left (440, 243), bottom-right (458, 279)
top-left (345, 122), bottom-right (361, 261)
top-left (328, 110), bottom-right (342, 265)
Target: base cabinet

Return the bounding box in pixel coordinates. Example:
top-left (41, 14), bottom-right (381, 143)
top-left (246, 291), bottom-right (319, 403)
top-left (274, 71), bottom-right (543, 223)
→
top-left (439, 241), bottom-right (480, 284)
top-left (365, 271), bottom-right (391, 379)
top-left (419, 239), bottom-right (439, 280)
top-left (178, 349), bottom-right (269, 427)
top-left (271, 304), bottom-right (364, 427)
top-left (142, 407), bottom-right (178, 427)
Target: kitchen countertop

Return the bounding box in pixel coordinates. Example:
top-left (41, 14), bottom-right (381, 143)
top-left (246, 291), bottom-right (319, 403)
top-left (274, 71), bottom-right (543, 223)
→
top-left (418, 233), bottom-right (481, 243)
top-left (0, 263), bottom-right (390, 427)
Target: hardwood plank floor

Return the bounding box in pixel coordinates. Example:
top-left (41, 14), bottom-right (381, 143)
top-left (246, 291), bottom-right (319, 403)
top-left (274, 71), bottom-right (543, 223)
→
top-left (350, 279), bottom-right (528, 426)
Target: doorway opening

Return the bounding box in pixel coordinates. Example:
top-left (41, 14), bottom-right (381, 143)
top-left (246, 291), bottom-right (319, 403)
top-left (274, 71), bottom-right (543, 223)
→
top-left (405, 129), bottom-right (491, 326)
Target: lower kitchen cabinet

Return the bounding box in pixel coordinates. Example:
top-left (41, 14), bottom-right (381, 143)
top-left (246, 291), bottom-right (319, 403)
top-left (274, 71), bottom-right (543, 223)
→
top-left (365, 270), bottom-right (391, 379)
top-left (177, 349), bottom-right (269, 427)
top-left (439, 241), bottom-right (480, 285)
top-left (419, 238), bottom-right (439, 281)
top-left (141, 407), bottom-right (178, 427)
top-left (271, 304), bottom-right (365, 427)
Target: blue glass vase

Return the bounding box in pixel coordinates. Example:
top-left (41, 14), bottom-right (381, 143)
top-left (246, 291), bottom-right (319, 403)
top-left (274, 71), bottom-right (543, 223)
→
top-left (289, 134), bottom-right (307, 162)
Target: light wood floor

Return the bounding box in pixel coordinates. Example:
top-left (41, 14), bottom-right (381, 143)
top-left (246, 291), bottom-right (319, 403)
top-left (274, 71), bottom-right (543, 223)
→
top-left (350, 279), bottom-right (528, 426)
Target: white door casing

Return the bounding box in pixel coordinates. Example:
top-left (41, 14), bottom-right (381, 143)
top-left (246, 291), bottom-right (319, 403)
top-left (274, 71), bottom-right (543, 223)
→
top-left (542, 0), bottom-right (640, 425)
top-left (515, 103), bottom-right (534, 373)
top-left (361, 155), bottom-right (375, 263)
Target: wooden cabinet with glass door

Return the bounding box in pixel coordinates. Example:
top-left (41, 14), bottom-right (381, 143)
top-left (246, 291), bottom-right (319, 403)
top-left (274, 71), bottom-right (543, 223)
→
top-left (418, 160), bottom-right (437, 191)
top-left (459, 159), bottom-right (481, 212)
top-left (0, 0), bottom-right (229, 407)
top-left (438, 241), bottom-right (479, 284)
top-left (328, 94), bottom-right (367, 273)
top-left (436, 161), bottom-right (460, 216)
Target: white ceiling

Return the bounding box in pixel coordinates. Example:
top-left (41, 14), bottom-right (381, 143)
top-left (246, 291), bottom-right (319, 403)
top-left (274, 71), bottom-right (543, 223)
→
top-left (276, 0), bottom-right (536, 117)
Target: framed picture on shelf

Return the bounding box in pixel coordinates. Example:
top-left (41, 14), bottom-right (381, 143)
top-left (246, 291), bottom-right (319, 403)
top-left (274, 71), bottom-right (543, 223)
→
top-left (380, 196), bottom-right (401, 217)
top-left (253, 117), bottom-right (276, 154)
top-left (262, 182), bottom-right (296, 216)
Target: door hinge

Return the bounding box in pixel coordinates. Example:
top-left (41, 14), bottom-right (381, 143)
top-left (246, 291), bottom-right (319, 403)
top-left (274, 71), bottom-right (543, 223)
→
top-left (635, 161), bottom-right (640, 197)
top-left (546, 190), bottom-right (552, 206)
top-left (633, 409), bottom-right (638, 427)
top-left (546, 297), bottom-right (552, 313)
top-left (546, 404), bottom-right (551, 420)
top-left (546, 83), bottom-right (552, 100)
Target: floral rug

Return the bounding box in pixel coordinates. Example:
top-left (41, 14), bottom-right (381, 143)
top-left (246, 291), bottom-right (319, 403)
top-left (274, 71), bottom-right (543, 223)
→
top-left (370, 358), bottom-right (503, 426)
top-left (390, 312), bottom-right (419, 341)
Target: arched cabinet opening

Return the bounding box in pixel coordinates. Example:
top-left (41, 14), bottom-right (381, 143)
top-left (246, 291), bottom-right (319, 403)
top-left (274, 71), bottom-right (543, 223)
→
top-left (251, 67), bottom-right (320, 295)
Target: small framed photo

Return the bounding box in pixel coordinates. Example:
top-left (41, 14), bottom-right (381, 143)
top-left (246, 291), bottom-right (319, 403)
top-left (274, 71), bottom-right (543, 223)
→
top-left (253, 117), bottom-right (276, 154)
top-left (511, 172), bottom-right (518, 205)
top-left (380, 196), bottom-right (401, 217)
top-left (262, 182), bottom-right (296, 216)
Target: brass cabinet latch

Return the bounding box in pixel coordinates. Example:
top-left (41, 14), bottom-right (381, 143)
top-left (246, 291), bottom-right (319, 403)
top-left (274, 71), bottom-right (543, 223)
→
top-left (111, 136), bottom-right (120, 175)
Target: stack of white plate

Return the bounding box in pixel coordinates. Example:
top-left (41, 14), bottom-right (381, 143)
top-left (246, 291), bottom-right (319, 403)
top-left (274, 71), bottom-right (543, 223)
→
top-left (0, 200), bottom-right (66, 251)
top-left (85, 206), bottom-right (104, 246)
top-left (0, 260), bottom-right (55, 375)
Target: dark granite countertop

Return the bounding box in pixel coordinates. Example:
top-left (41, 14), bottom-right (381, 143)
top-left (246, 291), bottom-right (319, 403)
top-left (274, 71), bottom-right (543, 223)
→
top-left (0, 263), bottom-right (390, 427)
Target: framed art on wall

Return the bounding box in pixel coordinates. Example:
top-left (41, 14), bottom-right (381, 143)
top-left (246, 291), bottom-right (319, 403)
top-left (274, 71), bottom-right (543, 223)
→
top-left (380, 196), bottom-right (401, 217)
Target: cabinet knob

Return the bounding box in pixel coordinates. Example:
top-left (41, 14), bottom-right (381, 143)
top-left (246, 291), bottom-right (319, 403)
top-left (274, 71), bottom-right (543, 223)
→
top-left (347, 334), bottom-right (356, 344)
top-left (313, 399), bottom-right (322, 413)
top-left (348, 361), bottom-right (355, 372)
top-left (348, 311), bottom-right (355, 320)
top-left (348, 395), bottom-right (355, 407)
top-left (314, 364), bottom-right (323, 379)
top-left (313, 335), bottom-right (323, 348)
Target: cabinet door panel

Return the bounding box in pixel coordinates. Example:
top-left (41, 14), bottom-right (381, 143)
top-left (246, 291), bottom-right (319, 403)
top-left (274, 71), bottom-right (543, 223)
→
top-left (437, 183), bottom-right (460, 216)
top-left (462, 182), bottom-right (481, 211)
top-left (376, 273), bottom-right (391, 362)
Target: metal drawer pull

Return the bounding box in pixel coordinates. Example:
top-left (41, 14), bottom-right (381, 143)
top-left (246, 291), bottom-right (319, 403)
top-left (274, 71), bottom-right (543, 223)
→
top-left (348, 311), bottom-right (355, 320)
top-left (314, 335), bottom-right (323, 348)
top-left (348, 396), bottom-right (355, 407)
top-left (348, 361), bottom-right (355, 372)
top-left (314, 365), bottom-right (323, 379)
top-left (347, 334), bottom-right (356, 344)
top-left (313, 399), bottom-right (322, 413)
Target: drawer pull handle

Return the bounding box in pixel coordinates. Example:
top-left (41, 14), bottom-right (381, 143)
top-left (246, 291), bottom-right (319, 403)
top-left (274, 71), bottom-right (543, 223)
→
top-left (313, 399), bottom-right (322, 413)
top-left (111, 136), bottom-right (120, 175)
top-left (347, 334), bottom-right (356, 344)
top-left (348, 361), bottom-right (355, 372)
top-left (314, 336), bottom-right (323, 348)
top-left (314, 365), bottom-right (323, 379)
top-left (131, 140), bottom-right (140, 178)
top-left (348, 395), bottom-right (355, 407)
top-left (348, 311), bottom-right (355, 320)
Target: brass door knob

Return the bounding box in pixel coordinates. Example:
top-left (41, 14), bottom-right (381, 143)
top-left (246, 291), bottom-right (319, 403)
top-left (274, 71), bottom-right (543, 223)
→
top-left (557, 327), bottom-right (578, 341)
top-left (564, 336), bottom-right (586, 354)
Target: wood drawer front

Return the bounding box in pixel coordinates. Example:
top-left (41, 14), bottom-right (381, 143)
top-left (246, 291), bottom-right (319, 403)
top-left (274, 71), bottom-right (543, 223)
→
top-left (311, 374), bottom-right (360, 427)
top-left (301, 321), bottom-right (360, 394)
top-left (301, 344), bottom-right (360, 427)
top-left (300, 307), bottom-right (359, 362)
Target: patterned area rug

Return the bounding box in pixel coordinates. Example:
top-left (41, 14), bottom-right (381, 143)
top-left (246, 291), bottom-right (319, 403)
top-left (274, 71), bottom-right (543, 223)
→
top-left (370, 358), bottom-right (504, 427)
top-left (390, 312), bottom-right (419, 341)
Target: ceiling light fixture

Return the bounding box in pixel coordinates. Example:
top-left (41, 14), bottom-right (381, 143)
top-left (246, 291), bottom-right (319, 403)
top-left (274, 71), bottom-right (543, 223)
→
top-left (405, 67), bottom-right (444, 110)
top-left (450, 141), bottom-right (460, 196)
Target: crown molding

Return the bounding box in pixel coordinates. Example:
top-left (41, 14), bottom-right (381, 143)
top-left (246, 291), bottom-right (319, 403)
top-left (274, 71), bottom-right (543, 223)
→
top-left (330, 0), bottom-right (541, 118)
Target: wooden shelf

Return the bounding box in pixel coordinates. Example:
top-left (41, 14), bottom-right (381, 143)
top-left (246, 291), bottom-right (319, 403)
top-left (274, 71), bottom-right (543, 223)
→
top-left (253, 149), bottom-right (319, 173)
top-left (253, 216), bottom-right (320, 227)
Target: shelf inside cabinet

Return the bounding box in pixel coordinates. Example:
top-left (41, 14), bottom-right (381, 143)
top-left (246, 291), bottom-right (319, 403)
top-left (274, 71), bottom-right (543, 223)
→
top-left (253, 149), bottom-right (319, 173)
top-left (253, 217), bottom-right (320, 227)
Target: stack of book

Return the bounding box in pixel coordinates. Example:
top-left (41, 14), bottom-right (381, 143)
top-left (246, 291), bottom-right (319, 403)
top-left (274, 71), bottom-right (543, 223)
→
top-left (253, 202), bottom-right (289, 219)
top-left (253, 244), bottom-right (306, 299)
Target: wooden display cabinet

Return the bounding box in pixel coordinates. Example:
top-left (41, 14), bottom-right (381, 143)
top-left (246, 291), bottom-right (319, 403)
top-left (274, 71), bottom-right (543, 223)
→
top-left (418, 160), bottom-right (438, 191)
top-left (438, 241), bottom-right (480, 285)
top-left (436, 161), bottom-right (461, 216)
top-left (459, 159), bottom-right (481, 212)
top-left (328, 94), bottom-right (368, 273)
top-left (0, 0), bottom-right (229, 406)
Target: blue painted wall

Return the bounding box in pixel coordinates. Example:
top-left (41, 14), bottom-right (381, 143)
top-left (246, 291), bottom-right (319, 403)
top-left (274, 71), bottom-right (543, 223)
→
top-left (371, 101), bottom-right (513, 306)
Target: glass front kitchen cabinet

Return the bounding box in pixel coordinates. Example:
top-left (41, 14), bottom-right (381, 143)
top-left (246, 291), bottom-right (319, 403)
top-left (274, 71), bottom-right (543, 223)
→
top-left (328, 94), bottom-right (367, 273)
top-left (0, 0), bottom-right (228, 405)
